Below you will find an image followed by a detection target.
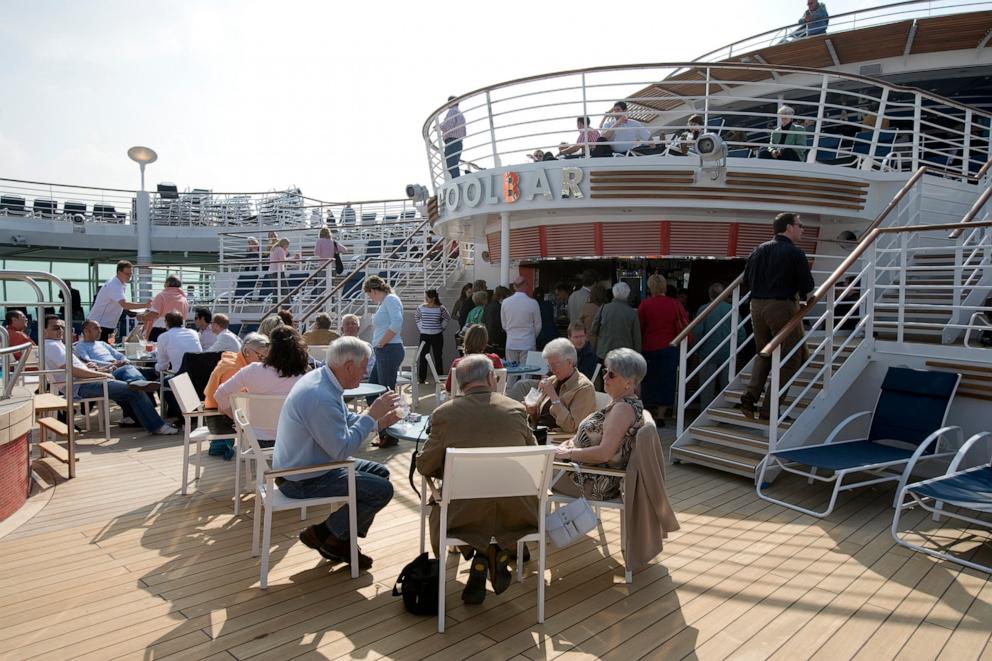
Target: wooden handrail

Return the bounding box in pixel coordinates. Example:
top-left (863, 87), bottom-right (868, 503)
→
top-left (863, 166), bottom-right (927, 234)
top-left (672, 272), bottom-right (744, 346)
top-left (293, 234), bottom-right (449, 327)
top-left (262, 216), bottom-right (433, 319)
top-left (760, 218), bottom-right (992, 357)
top-left (948, 184), bottom-right (992, 239)
top-left (757, 168), bottom-right (927, 357)
top-left (974, 157), bottom-right (992, 181)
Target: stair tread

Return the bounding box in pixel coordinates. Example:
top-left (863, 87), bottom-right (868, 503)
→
top-left (705, 409), bottom-right (793, 428)
top-left (693, 422), bottom-right (770, 440)
top-left (37, 416), bottom-right (69, 436)
top-left (38, 440), bottom-right (73, 463)
top-left (673, 442), bottom-right (761, 468)
top-left (925, 359), bottom-right (992, 375)
top-left (34, 393), bottom-right (68, 411)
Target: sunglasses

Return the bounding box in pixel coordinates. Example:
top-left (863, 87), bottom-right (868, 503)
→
top-left (604, 368), bottom-right (618, 380)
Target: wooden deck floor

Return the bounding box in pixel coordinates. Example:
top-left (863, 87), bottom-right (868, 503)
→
top-left (2, 417), bottom-right (991, 661)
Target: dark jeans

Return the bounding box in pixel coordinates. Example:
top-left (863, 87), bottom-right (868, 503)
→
top-left (418, 332), bottom-right (443, 382)
top-left (278, 459), bottom-right (393, 539)
top-left (642, 347), bottom-right (678, 409)
top-left (371, 343), bottom-right (404, 391)
top-left (757, 147), bottom-right (801, 161)
top-left (444, 139), bottom-right (462, 179)
top-left (77, 380), bottom-right (166, 432)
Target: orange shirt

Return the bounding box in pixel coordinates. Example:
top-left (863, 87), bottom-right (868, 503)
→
top-left (203, 351), bottom-right (249, 409)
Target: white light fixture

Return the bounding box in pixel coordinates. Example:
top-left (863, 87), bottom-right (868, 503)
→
top-left (127, 146), bottom-right (158, 191)
top-left (696, 132), bottom-right (727, 180)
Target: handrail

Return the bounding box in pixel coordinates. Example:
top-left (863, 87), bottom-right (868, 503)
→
top-left (676, 165), bottom-right (928, 348)
top-left (761, 218), bottom-right (992, 357)
top-left (261, 216), bottom-right (434, 320)
top-left (295, 234), bottom-right (453, 327)
top-left (863, 166), bottom-right (928, 234)
top-left (948, 185), bottom-right (992, 239)
top-left (690, 0), bottom-right (980, 64)
top-left (672, 273), bottom-right (744, 346)
top-left (974, 157), bottom-right (992, 182)
top-left (1, 342), bottom-right (33, 400)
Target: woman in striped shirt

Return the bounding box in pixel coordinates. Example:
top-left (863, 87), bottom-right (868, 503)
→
top-left (415, 289), bottom-right (450, 383)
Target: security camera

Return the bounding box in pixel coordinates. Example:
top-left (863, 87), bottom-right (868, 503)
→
top-left (405, 184), bottom-right (429, 204)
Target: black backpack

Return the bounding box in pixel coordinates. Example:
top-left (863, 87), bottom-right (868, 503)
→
top-left (392, 552), bottom-right (439, 615)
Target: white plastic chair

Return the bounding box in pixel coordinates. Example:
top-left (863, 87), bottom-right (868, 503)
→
top-left (170, 372), bottom-right (236, 495)
top-left (424, 353), bottom-right (447, 407)
top-left (594, 391), bottom-right (612, 409)
top-left (234, 409), bottom-right (358, 588)
top-left (231, 393), bottom-right (288, 515)
top-left (590, 363), bottom-right (601, 386)
top-left (525, 350), bottom-right (549, 374)
top-left (494, 367), bottom-right (508, 395)
top-left (396, 342), bottom-right (425, 404)
top-left (75, 378), bottom-right (111, 440)
top-left (307, 345), bottom-right (331, 363)
top-left (419, 445), bottom-right (556, 632)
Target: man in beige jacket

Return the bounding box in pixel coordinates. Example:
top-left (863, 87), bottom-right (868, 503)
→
top-left (416, 354), bottom-right (537, 604)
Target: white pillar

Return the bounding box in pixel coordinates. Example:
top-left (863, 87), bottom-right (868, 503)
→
top-left (499, 211), bottom-right (510, 286)
top-left (136, 190), bottom-right (152, 302)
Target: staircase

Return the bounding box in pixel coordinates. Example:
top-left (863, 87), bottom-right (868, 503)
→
top-left (671, 169), bottom-right (992, 481)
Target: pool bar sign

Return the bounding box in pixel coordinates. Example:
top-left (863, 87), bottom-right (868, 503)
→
top-left (439, 166), bottom-right (585, 215)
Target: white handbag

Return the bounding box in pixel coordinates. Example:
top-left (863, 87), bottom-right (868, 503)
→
top-left (546, 464), bottom-right (599, 548)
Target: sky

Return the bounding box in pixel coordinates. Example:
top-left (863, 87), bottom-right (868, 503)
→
top-left (0, 0), bottom-right (869, 201)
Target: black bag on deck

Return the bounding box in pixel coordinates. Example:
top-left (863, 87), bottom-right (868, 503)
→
top-left (392, 552), bottom-right (439, 615)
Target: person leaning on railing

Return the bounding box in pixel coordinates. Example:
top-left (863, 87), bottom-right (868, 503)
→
top-left (739, 212), bottom-right (814, 421)
top-left (791, 0), bottom-right (829, 39)
top-left (757, 106), bottom-right (807, 162)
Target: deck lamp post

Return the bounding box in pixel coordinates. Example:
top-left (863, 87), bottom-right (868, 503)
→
top-left (127, 146), bottom-right (158, 303)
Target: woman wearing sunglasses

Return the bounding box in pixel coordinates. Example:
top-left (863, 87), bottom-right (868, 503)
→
top-left (552, 348), bottom-right (646, 500)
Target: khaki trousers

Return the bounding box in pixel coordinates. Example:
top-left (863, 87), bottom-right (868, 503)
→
top-left (745, 298), bottom-right (804, 415)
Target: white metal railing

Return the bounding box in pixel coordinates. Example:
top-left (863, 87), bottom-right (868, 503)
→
top-left (422, 62), bottom-right (992, 191)
top-left (0, 178), bottom-right (424, 231)
top-left (690, 0), bottom-right (992, 64)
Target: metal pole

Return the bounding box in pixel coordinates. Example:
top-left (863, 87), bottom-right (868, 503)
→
top-left (136, 189), bottom-right (152, 303)
top-left (499, 211), bottom-right (511, 286)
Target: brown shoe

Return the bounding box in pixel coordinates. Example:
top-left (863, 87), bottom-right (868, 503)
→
top-left (740, 394), bottom-right (756, 420)
top-left (320, 533), bottom-right (373, 570)
top-left (127, 380), bottom-right (160, 393)
top-left (487, 544), bottom-right (512, 595)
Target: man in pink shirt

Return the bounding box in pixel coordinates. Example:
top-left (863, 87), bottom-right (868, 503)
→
top-left (558, 116), bottom-right (601, 158)
top-left (143, 275), bottom-right (190, 341)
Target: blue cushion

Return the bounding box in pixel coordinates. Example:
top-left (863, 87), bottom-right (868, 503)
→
top-left (908, 467), bottom-right (992, 509)
top-left (773, 440), bottom-right (914, 471)
top-left (868, 368), bottom-right (958, 447)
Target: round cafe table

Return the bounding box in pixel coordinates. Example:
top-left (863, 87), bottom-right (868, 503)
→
top-left (385, 416), bottom-right (430, 443)
top-left (343, 383), bottom-right (387, 400)
top-left (505, 364), bottom-right (545, 377)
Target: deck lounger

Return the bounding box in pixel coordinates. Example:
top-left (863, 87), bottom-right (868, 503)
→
top-left (892, 432), bottom-right (992, 574)
top-left (757, 367), bottom-right (962, 517)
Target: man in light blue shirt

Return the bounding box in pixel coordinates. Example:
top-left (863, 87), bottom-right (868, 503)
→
top-left (74, 319), bottom-right (158, 388)
top-left (274, 336), bottom-right (400, 570)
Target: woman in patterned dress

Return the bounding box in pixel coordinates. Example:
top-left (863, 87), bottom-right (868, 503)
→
top-left (552, 347), bottom-right (647, 500)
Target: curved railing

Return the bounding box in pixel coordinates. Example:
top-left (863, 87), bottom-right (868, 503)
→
top-left (421, 61), bottom-right (992, 191)
top-left (690, 0), bottom-right (992, 64)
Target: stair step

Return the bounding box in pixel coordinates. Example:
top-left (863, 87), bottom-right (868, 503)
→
top-left (706, 408), bottom-right (793, 431)
top-left (37, 416), bottom-right (69, 436)
top-left (739, 372), bottom-right (824, 390)
top-left (671, 442), bottom-right (760, 477)
top-left (925, 359), bottom-right (992, 377)
top-left (34, 393), bottom-right (68, 413)
top-left (690, 424), bottom-right (771, 451)
top-left (724, 388), bottom-right (816, 407)
top-left (38, 441), bottom-right (73, 464)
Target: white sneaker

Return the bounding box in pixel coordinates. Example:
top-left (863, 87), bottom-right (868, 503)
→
top-left (154, 423), bottom-right (179, 435)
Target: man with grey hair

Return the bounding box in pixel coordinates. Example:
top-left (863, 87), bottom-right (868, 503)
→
top-left (206, 313), bottom-right (242, 353)
top-left (591, 281), bottom-right (642, 361)
top-left (500, 275), bottom-right (542, 367)
top-left (417, 353), bottom-right (537, 604)
top-left (510, 337), bottom-right (597, 433)
top-left (340, 313), bottom-right (374, 379)
top-left (275, 336), bottom-right (401, 570)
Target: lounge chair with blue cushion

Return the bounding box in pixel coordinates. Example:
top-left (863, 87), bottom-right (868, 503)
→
top-left (891, 431), bottom-right (992, 573)
top-left (757, 367), bottom-right (962, 517)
